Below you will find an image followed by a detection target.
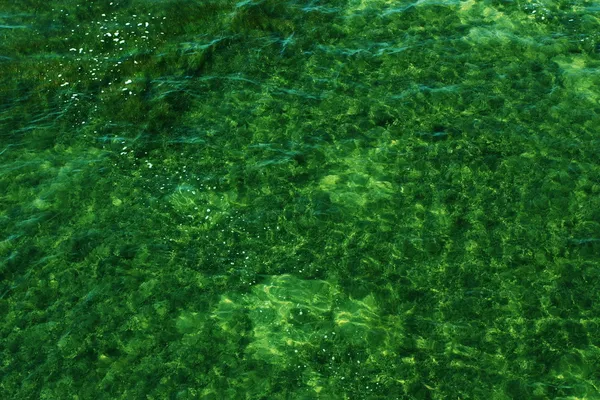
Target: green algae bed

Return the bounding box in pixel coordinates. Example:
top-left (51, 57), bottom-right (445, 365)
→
top-left (1, 0), bottom-right (600, 398)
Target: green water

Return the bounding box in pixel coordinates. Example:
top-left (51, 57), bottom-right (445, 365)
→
top-left (1, 0), bottom-right (600, 398)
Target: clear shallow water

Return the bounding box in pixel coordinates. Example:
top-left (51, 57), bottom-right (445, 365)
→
top-left (1, 0), bottom-right (600, 398)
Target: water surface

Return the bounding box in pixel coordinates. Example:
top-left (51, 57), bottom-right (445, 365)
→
top-left (1, 0), bottom-right (600, 398)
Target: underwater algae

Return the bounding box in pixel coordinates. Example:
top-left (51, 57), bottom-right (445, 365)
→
top-left (1, 0), bottom-right (600, 398)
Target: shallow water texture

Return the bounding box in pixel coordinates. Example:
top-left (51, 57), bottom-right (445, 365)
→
top-left (1, 0), bottom-right (600, 398)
